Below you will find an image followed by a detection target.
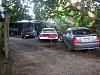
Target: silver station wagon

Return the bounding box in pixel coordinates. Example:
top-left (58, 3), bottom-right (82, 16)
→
top-left (62, 27), bottom-right (100, 51)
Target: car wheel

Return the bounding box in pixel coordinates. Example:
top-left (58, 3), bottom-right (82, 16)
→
top-left (23, 36), bottom-right (26, 39)
top-left (67, 45), bottom-right (71, 51)
top-left (65, 45), bottom-right (71, 52)
top-left (39, 39), bottom-right (42, 42)
top-left (22, 36), bottom-right (24, 39)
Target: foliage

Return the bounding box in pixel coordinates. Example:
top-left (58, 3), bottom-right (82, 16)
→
top-left (32, 0), bottom-right (99, 28)
top-left (2, 0), bottom-right (32, 22)
top-left (1, 0), bottom-right (100, 28)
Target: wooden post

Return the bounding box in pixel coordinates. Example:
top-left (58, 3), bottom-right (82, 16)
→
top-left (0, 22), bottom-right (2, 50)
top-left (0, 12), bottom-right (9, 58)
top-left (4, 12), bottom-right (9, 59)
top-left (0, 21), bottom-right (5, 56)
top-left (0, 6), bottom-right (9, 59)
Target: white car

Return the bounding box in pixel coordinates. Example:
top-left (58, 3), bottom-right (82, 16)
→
top-left (39, 28), bottom-right (58, 40)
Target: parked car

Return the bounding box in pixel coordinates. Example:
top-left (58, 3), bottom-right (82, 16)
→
top-left (21, 28), bottom-right (37, 39)
top-left (39, 28), bottom-right (58, 40)
top-left (62, 27), bottom-right (100, 51)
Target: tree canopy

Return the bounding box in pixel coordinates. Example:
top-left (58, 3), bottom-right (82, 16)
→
top-left (33, 0), bottom-right (99, 26)
top-left (2, 0), bottom-right (32, 22)
top-left (1, 0), bottom-right (100, 26)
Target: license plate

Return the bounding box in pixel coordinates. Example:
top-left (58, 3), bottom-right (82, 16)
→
top-left (49, 36), bottom-right (56, 38)
top-left (25, 35), bottom-right (29, 36)
top-left (82, 38), bottom-right (91, 42)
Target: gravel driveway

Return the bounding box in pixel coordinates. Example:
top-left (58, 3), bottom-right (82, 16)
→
top-left (9, 37), bottom-right (100, 75)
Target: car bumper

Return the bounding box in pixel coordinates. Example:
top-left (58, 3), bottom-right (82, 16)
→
top-left (73, 42), bottom-right (100, 50)
top-left (39, 37), bottom-right (58, 40)
top-left (25, 34), bottom-right (35, 37)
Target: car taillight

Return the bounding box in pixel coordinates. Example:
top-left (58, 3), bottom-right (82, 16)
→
top-left (39, 34), bottom-right (43, 37)
top-left (53, 34), bottom-right (58, 37)
top-left (44, 34), bottom-right (51, 37)
top-left (71, 37), bottom-right (78, 43)
top-left (96, 35), bottom-right (99, 42)
top-left (40, 34), bottom-right (58, 37)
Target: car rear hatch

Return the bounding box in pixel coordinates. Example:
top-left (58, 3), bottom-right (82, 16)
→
top-left (72, 29), bottom-right (100, 43)
top-left (40, 28), bottom-right (58, 38)
top-left (73, 34), bottom-right (99, 43)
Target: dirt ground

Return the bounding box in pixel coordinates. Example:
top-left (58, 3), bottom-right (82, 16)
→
top-left (9, 37), bottom-right (100, 75)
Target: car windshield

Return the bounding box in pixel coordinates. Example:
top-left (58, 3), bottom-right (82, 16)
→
top-left (42, 29), bottom-right (56, 33)
top-left (73, 29), bottom-right (91, 35)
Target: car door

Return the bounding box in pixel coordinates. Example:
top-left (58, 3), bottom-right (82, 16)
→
top-left (62, 32), bottom-right (67, 43)
top-left (65, 30), bottom-right (72, 46)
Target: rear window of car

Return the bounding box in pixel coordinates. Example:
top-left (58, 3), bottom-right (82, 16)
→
top-left (42, 29), bottom-right (56, 33)
top-left (73, 29), bottom-right (91, 35)
top-left (23, 29), bottom-right (35, 32)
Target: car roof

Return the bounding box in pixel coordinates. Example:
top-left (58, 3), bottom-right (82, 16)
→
top-left (67, 27), bottom-right (89, 31)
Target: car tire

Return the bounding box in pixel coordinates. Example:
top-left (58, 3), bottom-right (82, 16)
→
top-left (67, 45), bottom-right (71, 52)
top-left (23, 36), bottom-right (26, 39)
top-left (64, 45), bottom-right (71, 52)
top-left (22, 36), bottom-right (24, 39)
top-left (39, 39), bottom-right (42, 42)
